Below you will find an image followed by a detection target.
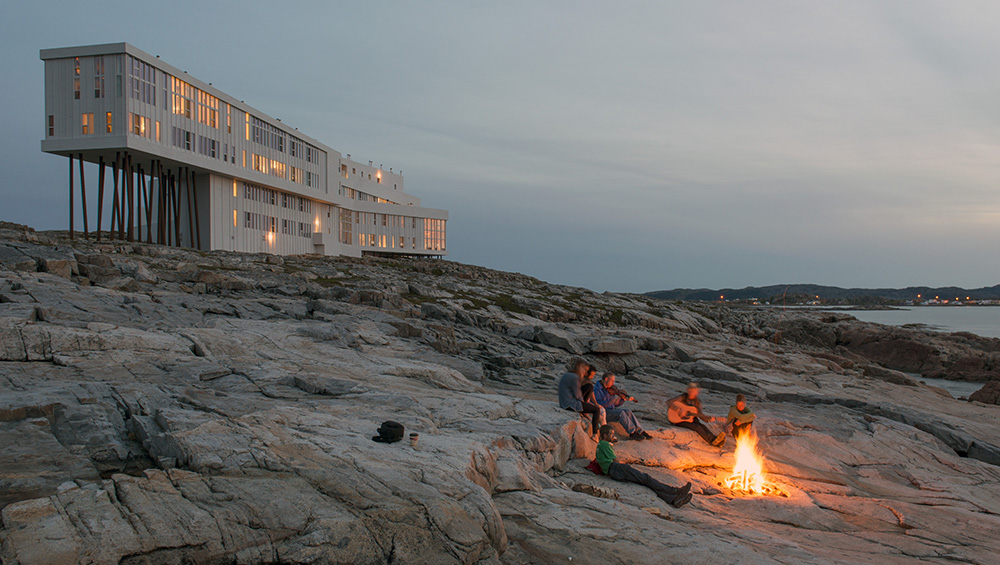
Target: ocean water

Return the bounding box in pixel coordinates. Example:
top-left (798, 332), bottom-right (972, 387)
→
top-left (844, 306), bottom-right (1000, 339)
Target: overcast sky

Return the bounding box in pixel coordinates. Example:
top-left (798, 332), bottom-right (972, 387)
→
top-left (3, 1), bottom-right (999, 293)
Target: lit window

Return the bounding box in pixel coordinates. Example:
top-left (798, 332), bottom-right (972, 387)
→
top-left (197, 90), bottom-right (219, 128)
top-left (106, 112), bottom-right (112, 133)
top-left (233, 209), bottom-right (237, 226)
top-left (81, 112), bottom-right (94, 135)
top-left (171, 76), bottom-right (194, 118)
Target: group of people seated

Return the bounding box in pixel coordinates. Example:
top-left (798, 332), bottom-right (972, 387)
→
top-left (558, 360), bottom-right (653, 441)
top-left (558, 360), bottom-right (757, 509)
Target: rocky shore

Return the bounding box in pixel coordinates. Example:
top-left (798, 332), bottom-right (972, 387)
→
top-left (1, 222), bottom-right (999, 564)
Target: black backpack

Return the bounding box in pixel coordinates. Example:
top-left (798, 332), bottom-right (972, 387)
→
top-left (372, 421), bottom-right (404, 443)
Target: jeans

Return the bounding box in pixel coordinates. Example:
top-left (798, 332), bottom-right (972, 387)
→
top-left (569, 403), bottom-right (606, 435)
top-left (605, 408), bottom-right (642, 435)
top-left (673, 418), bottom-right (716, 444)
top-left (607, 462), bottom-right (682, 503)
top-left (731, 421), bottom-right (752, 439)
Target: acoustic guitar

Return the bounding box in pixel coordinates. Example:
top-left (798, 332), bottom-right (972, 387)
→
top-left (667, 401), bottom-right (699, 424)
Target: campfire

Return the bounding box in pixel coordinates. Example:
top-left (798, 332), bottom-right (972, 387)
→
top-left (723, 431), bottom-right (780, 496)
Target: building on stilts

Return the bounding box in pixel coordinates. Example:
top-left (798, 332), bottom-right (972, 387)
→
top-left (40, 43), bottom-right (447, 258)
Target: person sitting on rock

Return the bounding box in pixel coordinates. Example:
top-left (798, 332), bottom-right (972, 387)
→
top-left (667, 382), bottom-right (725, 447)
top-left (596, 425), bottom-right (692, 508)
top-left (595, 373), bottom-right (652, 441)
top-left (558, 359), bottom-right (606, 439)
top-left (605, 374), bottom-right (636, 405)
top-left (580, 364), bottom-right (599, 405)
top-left (725, 394), bottom-right (756, 440)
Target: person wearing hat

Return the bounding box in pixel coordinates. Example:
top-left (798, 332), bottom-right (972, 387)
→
top-left (667, 383), bottom-right (725, 446)
top-left (725, 394), bottom-right (756, 440)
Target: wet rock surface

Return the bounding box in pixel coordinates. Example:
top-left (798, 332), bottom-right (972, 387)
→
top-left (0, 223), bottom-right (998, 564)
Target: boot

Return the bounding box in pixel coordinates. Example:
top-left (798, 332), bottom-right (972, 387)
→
top-left (670, 492), bottom-right (692, 508)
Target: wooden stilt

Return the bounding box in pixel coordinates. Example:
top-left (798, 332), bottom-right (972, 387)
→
top-left (138, 164), bottom-right (147, 242)
top-left (166, 173), bottom-right (174, 247)
top-left (145, 161), bottom-right (154, 243)
top-left (97, 157), bottom-right (105, 242)
top-left (68, 155), bottom-right (74, 240)
top-left (79, 154), bottom-right (89, 239)
top-left (173, 170), bottom-right (182, 246)
top-left (191, 171), bottom-right (201, 250)
top-left (126, 154), bottom-right (134, 242)
top-left (158, 169), bottom-right (166, 245)
top-left (117, 156), bottom-right (126, 240)
top-left (110, 154), bottom-right (119, 239)
top-left (185, 168), bottom-right (195, 249)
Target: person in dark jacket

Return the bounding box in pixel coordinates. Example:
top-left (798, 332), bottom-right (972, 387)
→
top-left (558, 359), bottom-right (605, 438)
top-left (667, 382), bottom-right (725, 446)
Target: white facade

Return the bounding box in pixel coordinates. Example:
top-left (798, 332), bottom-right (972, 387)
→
top-left (40, 42), bottom-right (447, 257)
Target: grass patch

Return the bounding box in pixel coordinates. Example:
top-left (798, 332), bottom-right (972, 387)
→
top-left (492, 293), bottom-right (531, 315)
top-left (609, 309), bottom-right (625, 326)
top-left (400, 292), bottom-right (438, 305)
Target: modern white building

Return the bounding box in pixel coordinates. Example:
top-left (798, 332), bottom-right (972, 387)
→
top-left (40, 42), bottom-right (447, 258)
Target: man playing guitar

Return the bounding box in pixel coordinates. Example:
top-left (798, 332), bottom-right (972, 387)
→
top-left (668, 382), bottom-right (726, 447)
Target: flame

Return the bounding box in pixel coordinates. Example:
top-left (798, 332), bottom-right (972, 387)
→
top-left (725, 431), bottom-right (769, 494)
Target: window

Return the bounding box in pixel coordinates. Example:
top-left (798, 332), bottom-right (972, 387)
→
top-left (423, 219), bottom-right (446, 251)
top-left (73, 57), bottom-right (80, 99)
top-left (269, 159), bottom-right (286, 179)
top-left (47, 115), bottom-right (54, 137)
top-left (128, 57), bottom-right (155, 105)
top-left (81, 112), bottom-right (94, 135)
top-left (171, 76), bottom-right (194, 118)
top-left (131, 113), bottom-right (152, 138)
top-left (197, 90), bottom-right (219, 128)
top-left (172, 127), bottom-right (193, 150)
top-left (156, 121), bottom-right (160, 142)
top-left (94, 56), bottom-right (105, 98)
top-left (198, 136), bottom-right (218, 158)
top-left (106, 112), bottom-right (112, 133)
top-left (250, 116), bottom-right (286, 151)
top-left (290, 167), bottom-right (303, 184)
top-left (339, 209), bottom-right (352, 245)
top-left (226, 104), bottom-right (232, 133)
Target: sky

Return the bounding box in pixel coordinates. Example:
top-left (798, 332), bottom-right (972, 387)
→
top-left (2, 1), bottom-right (1000, 293)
